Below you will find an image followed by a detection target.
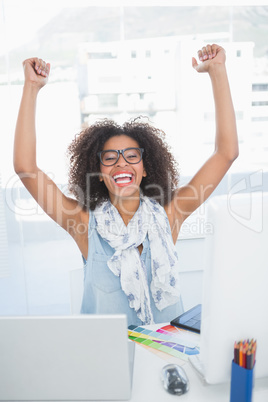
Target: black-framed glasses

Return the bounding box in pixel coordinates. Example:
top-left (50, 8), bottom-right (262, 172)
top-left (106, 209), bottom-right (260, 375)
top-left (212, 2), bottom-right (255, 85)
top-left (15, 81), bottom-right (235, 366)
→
top-left (98, 147), bottom-right (144, 166)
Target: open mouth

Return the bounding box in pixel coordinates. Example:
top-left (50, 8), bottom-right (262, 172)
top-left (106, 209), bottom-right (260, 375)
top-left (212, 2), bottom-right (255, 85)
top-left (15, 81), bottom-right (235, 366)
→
top-left (112, 172), bottom-right (134, 186)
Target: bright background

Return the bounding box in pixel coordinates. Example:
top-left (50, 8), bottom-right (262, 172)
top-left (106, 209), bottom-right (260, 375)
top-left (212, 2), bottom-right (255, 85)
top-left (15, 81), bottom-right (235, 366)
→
top-left (0, 1), bottom-right (268, 315)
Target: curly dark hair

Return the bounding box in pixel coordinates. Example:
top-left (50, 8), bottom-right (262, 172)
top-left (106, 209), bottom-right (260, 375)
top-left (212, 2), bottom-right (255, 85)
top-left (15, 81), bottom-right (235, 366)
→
top-left (67, 118), bottom-right (179, 210)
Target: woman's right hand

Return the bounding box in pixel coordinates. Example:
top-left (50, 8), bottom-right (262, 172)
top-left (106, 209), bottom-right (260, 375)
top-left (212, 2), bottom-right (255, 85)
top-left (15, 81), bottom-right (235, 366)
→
top-left (22, 57), bottom-right (50, 90)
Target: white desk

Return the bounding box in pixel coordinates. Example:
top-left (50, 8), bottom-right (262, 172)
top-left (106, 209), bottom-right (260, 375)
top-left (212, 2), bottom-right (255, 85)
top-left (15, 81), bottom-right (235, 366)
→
top-left (129, 342), bottom-right (268, 402)
top-left (9, 342), bottom-right (268, 402)
top-left (5, 318), bottom-right (267, 402)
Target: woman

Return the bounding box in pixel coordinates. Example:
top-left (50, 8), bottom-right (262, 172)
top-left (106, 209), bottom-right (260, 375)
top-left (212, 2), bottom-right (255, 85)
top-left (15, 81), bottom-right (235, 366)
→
top-left (14, 44), bottom-right (238, 325)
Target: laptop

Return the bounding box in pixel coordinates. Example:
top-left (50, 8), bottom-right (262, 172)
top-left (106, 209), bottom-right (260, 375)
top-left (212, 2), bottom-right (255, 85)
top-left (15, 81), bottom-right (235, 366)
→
top-left (0, 314), bottom-right (135, 401)
top-left (188, 193), bottom-right (268, 384)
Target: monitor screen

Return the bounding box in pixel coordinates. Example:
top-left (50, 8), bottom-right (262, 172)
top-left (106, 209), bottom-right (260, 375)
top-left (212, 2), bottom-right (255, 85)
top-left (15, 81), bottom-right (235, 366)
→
top-left (200, 192), bottom-right (268, 384)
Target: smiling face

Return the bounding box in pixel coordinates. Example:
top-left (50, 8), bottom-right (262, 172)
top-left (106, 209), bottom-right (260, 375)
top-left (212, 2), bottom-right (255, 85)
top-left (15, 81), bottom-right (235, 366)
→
top-left (99, 135), bottom-right (146, 203)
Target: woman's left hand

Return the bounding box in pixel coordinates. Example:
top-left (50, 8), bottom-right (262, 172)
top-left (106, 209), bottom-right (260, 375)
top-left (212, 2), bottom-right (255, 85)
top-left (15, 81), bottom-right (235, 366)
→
top-left (192, 44), bottom-right (226, 73)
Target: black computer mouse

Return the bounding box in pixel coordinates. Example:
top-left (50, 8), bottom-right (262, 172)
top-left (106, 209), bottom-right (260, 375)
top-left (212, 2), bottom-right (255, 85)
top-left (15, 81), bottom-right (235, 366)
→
top-left (161, 364), bottom-right (189, 395)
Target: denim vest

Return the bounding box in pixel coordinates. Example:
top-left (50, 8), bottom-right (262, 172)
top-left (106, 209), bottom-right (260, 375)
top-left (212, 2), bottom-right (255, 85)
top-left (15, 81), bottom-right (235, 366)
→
top-left (81, 212), bottom-right (184, 326)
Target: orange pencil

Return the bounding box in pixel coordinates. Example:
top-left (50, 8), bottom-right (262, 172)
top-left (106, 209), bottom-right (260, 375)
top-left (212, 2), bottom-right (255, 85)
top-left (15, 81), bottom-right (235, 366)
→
top-left (252, 341), bottom-right (257, 367)
top-left (240, 344), bottom-right (243, 368)
top-left (239, 343), bottom-right (243, 367)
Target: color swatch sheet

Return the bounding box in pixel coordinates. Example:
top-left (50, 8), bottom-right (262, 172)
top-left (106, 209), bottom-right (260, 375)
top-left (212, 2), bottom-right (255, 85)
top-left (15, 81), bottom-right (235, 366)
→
top-left (128, 324), bottom-right (200, 361)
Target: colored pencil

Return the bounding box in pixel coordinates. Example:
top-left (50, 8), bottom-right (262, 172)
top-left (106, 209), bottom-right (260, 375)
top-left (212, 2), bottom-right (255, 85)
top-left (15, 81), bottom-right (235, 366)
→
top-left (234, 341), bottom-right (239, 364)
top-left (239, 343), bottom-right (243, 367)
top-left (233, 339), bottom-right (257, 369)
top-left (246, 350), bottom-right (253, 370)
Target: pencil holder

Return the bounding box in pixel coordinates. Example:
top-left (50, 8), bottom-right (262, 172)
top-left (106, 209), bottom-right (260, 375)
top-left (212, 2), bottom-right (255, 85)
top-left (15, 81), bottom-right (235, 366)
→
top-left (230, 360), bottom-right (255, 402)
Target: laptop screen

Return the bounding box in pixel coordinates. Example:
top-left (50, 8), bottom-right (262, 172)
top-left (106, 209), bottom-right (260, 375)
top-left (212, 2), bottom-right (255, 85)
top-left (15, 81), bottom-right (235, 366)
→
top-left (0, 314), bottom-right (134, 401)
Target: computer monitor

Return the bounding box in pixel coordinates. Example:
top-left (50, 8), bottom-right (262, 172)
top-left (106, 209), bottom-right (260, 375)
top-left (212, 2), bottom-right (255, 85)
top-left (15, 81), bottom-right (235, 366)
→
top-left (200, 192), bottom-right (268, 384)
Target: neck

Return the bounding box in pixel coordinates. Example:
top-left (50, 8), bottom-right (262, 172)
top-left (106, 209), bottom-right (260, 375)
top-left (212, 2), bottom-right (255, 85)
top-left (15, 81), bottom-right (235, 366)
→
top-left (110, 195), bottom-right (141, 226)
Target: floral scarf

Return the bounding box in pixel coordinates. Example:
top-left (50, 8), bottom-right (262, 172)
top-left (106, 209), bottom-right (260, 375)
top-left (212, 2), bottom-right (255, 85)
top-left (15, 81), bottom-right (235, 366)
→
top-left (94, 197), bottom-right (181, 324)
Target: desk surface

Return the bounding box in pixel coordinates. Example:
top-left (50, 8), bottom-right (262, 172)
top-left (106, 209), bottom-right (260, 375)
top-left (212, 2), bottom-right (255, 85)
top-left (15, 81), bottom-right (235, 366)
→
top-left (4, 321), bottom-right (267, 402)
top-left (130, 343), bottom-right (268, 402)
top-left (10, 342), bottom-right (268, 402)
top-left (126, 323), bottom-right (268, 402)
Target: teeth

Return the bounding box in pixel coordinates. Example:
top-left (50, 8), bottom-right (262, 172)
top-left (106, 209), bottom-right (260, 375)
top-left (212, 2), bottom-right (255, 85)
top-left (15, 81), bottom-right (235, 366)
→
top-left (117, 179), bottom-right (131, 184)
top-left (113, 173), bottom-right (132, 180)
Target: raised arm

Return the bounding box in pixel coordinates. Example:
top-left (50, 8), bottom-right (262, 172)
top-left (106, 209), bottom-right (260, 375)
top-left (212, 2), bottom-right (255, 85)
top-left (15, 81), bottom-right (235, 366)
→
top-left (13, 58), bottom-right (88, 256)
top-left (166, 44), bottom-right (239, 242)
top-left (14, 59), bottom-right (50, 173)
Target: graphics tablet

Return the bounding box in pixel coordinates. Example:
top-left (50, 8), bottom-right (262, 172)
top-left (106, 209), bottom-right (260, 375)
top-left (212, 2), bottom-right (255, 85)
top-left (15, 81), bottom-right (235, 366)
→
top-left (170, 304), bottom-right (202, 333)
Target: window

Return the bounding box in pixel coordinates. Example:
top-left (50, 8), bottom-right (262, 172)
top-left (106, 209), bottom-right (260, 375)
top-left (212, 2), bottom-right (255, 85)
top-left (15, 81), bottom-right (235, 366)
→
top-left (252, 101), bottom-right (268, 106)
top-left (252, 116), bottom-right (268, 122)
top-left (98, 94), bottom-right (118, 108)
top-left (98, 76), bottom-right (121, 83)
top-left (88, 52), bottom-right (117, 59)
top-left (252, 84), bottom-right (268, 92)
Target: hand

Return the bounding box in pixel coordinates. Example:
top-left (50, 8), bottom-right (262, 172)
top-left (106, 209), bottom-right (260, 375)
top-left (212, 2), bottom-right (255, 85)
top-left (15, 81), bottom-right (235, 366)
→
top-left (192, 44), bottom-right (226, 74)
top-left (22, 57), bottom-right (50, 89)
